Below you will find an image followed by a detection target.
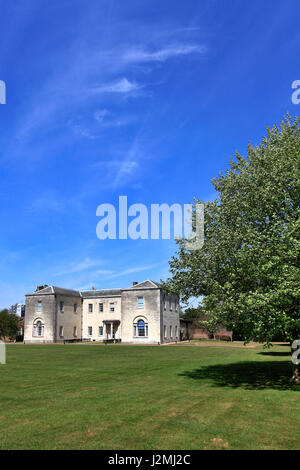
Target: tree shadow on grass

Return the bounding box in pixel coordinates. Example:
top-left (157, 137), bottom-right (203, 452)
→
top-left (258, 351), bottom-right (290, 357)
top-left (179, 361), bottom-right (299, 391)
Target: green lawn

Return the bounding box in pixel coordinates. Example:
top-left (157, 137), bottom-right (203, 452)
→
top-left (0, 342), bottom-right (299, 450)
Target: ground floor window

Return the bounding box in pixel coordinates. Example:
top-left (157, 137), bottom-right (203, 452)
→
top-left (164, 325), bottom-right (166, 338)
top-left (74, 326), bottom-right (77, 337)
top-left (59, 326), bottom-right (64, 337)
top-left (33, 319), bottom-right (44, 337)
top-left (88, 326), bottom-right (92, 336)
top-left (133, 319), bottom-right (148, 337)
top-left (99, 326), bottom-right (103, 336)
top-left (175, 325), bottom-right (178, 338)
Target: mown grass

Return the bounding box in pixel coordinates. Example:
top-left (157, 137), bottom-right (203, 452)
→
top-left (0, 342), bottom-right (299, 450)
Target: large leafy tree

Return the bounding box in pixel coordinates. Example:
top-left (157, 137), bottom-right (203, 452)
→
top-left (0, 309), bottom-right (20, 340)
top-left (166, 115), bottom-right (300, 376)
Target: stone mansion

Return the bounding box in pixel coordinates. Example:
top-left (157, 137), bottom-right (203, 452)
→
top-left (24, 280), bottom-right (180, 344)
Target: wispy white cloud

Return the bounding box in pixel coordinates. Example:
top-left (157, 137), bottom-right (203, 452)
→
top-left (94, 109), bottom-right (134, 128)
top-left (90, 77), bottom-right (142, 94)
top-left (56, 258), bottom-right (101, 276)
top-left (94, 109), bottom-right (112, 122)
top-left (123, 44), bottom-right (205, 63)
top-left (96, 264), bottom-right (160, 280)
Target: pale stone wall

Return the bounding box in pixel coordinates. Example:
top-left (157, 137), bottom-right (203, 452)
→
top-left (24, 293), bottom-right (82, 343)
top-left (121, 288), bottom-right (162, 344)
top-left (55, 294), bottom-right (82, 342)
top-left (24, 284), bottom-right (180, 344)
top-left (162, 294), bottom-right (180, 343)
top-left (82, 296), bottom-right (122, 341)
top-left (24, 294), bottom-right (56, 343)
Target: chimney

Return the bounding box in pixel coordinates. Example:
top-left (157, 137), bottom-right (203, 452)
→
top-left (133, 282), bottom-right (138, 286)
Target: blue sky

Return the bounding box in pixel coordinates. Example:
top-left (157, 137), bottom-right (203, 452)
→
top-left (0, 0), bottom-right (300, 307)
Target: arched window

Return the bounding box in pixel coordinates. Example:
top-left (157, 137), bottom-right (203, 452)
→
top-left (33, 319), bottom-right (44, 337)
top-left (133, 318), bottom-right (148, 337)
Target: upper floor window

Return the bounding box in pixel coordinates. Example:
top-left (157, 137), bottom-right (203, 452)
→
top-left (74, 303), bottom-right (77, 313)
top-left (88, 304), bottom-right (93, 313)
top-left (99, 303), bottom-right (103, 313)
top-left (137, 296), bottom-right (144, 309)
top-left (60, 301), bottom-right (64, 312)
top-left (37, 301), bottom-right (42, 312)
top-left (175, 300), bottom-right (178, 312)
top-left (169, 299), bottom-right (172, 311)
top-left (110, 303), bottom-right (115, 312)
top-left (164, 298), bottom-right (166, 310)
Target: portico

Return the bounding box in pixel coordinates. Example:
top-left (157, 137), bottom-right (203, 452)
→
top-left (103, 320), bottom-right (121, 341)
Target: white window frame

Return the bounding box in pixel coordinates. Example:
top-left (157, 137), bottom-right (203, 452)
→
top-left (37, 301), bottom-right (42, 312)
top-left (59, 326), bottom-right (64, 338)
top-left (98, 326), bottom-right (103, 336)
top-left (99, 303), bottom-right (103, 313)
top-left (137, 296), bottom-right (144, 309)
top-left (88, 304), bottom-right (93, 313)
top-left (88, 326), bottom-right (93, 337)
top-left (133, 318), bottom-right (148, 338)
top-left (110, 303), bottom-right (115, 312)
top-left (33, 319), bottom-right (44, 337)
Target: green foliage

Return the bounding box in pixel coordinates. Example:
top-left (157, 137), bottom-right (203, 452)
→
top-left (183, 306), bottom-right (204, 321)
top-left (166, 114), bottom-right (300, 344)
top-left (0, 309), bottom-right (20, 340)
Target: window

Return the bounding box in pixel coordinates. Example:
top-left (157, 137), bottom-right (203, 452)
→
top-left (74, 303), bottom-right (77, 313)
top-left (164, 325), bottom-right (167, 338)
top-left (175, 325), bottom-right (178, 338)
top-left (170, 326), bottom-right (173, 338)
top-left (33, 320), bottom-right (44, 337)
top-left (88, 326), bottom-right (92, 336)
top-left (88, 304), bottom-right (93, 313)
top-left (133, 319), bottom-right (148, 337)
top-left (99, 303), bottom-right (103, 313)
top-left (169, 299), bottom-right (172, 311)
top-left (110, 303), bottom-right (115, 312)
top-left (137, 296), bottom-right (144, 308)
top-left (175, 300), bottom-right (178, 312)
top-left (99, 326), bottom-right (103, 336)
top-left (59, 326), bottom-right (64, 337)
top-left (164, 298), bottom-right (166, 310)
top-left (37, 301), bottom-right (42, 312)
top-left (74, 326), bottom-right (77, 337)
top-left (60, 301), bottom-right (64, 312)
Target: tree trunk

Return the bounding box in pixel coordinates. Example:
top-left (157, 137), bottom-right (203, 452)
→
top-left (291, 340), bottom-right (300, 383)
top-left (292, 364), bottom-right (300, 383)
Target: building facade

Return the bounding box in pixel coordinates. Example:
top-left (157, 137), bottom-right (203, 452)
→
top-left (24, 281), bottom-right (180, 344)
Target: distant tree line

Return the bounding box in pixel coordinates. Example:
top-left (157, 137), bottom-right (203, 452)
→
top-left (0, 309), bottom-right (20, 340)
